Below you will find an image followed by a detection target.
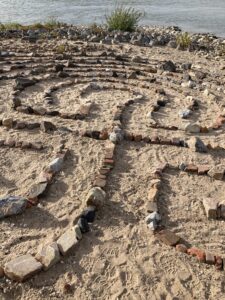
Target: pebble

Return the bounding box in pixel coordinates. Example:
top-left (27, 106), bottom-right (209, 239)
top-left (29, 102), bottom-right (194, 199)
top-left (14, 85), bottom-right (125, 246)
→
top-left (77, 217), bottom-right (90, 233)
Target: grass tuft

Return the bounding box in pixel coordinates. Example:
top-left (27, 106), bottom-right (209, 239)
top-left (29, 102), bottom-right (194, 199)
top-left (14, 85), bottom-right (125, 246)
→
top-left (176, 32), bottom-right (191, 49)
top-left (105, 6), bottom-right (143, 32)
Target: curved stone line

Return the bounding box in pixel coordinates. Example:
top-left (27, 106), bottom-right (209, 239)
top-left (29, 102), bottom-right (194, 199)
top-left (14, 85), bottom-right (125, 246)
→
top-left (146, 164), bottom-right (225, 271)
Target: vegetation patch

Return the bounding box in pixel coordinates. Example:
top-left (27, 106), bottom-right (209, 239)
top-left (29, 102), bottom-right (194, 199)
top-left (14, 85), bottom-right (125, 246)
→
top-left (105, 6), bottom-right (143, 32)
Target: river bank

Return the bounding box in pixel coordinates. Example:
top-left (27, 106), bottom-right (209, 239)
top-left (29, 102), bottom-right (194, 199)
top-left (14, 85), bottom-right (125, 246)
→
top-left (0, 24), bottom-right (225, 58)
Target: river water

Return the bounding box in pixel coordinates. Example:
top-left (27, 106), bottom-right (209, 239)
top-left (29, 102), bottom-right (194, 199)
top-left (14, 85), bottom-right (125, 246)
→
top-left (0, 0), bottom-right (225, 37)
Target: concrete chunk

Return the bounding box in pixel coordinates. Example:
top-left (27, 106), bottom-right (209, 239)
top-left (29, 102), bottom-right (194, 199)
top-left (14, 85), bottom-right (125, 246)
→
top-left (4, 254), bottom-right (42, 282)
top-left (57, 227), bottom-right (79, 256)
top-left (203, 198), bottom-right (218, 219)
top-left (36, 242), bottom-right (60, 271)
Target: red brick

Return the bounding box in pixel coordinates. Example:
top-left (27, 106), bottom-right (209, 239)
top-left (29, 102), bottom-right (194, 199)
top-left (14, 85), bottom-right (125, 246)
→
top-left (176, 244), bottom-right (188, 253)
top-left (187, 247), bottom-right (206, 262)
top-left (185, 164), bottom-right (198, 173)
top-left (198, 165), bottom-right (210, 175)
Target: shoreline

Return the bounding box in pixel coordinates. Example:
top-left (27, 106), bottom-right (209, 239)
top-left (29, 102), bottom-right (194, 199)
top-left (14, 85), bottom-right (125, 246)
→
top-left (0, 23), bottom-right (225, 57)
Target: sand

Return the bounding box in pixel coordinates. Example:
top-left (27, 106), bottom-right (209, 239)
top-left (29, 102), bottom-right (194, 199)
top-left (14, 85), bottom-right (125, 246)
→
top-left (0, 38), bottom-right (225, 299)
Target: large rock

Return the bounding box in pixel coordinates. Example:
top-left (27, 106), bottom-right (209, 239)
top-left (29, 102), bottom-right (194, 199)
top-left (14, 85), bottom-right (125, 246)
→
top-left (0, 196), bottom-right (27, 219)
top-left (36, 242), bottom-right (60, 271)
top-left (57, 227), bottom-right (80, 256)
top-left (4, 255), bottom-right (42, 282)
top-left (187, 137), bottom-right (207, 153)
top-left (86, 187), bottom-right (106, 208)
top-left (208, 165), bottom-right (225, 180)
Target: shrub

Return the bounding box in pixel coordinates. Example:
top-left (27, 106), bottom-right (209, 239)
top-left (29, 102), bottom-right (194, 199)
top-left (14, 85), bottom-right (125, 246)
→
top-left (89, 23), bottom-right (104, 35)
top-left (105, 6), bottom-right (143, 32)
top-left (176, 32), bottom-right (191, 49)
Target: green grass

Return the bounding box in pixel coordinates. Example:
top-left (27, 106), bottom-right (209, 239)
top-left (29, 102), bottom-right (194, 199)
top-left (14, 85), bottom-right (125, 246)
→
top-left (105, 6), bottom-right (143, 32)
top-left (176, 32), bottom-right (191, 49)
top-left (0, 17), bottom-right (63, 31)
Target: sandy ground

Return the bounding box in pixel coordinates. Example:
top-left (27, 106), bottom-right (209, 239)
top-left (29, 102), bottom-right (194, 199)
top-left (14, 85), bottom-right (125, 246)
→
top-left (0, 38), bottom-right (225, 300)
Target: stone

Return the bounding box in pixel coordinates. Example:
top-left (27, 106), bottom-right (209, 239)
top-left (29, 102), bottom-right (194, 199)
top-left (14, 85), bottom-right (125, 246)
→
top-left (0, 196), bottom-right (27, 219)
top-left (145, 212), bottom-right (161, 224)
top-left (15, 121), bottom-right (26, 129)
top-left (205, 252), bottom-right (215, 265)
top-left (215, 256), bottom-right (223, 270)
top-left (74, 225), bottom-right (82, 240)
top-left (4, 254), bottom-right (42, 282)
top-left (57, 227), bottom-right (79, 256)
top-left (31, 142), bottom-right (43, 150)
top-left (15, 77), bottom-right (36, 90)
top-left (185, 123), bottom-right (201, 133)
top-left (187, 137), bottom-right (207, 153)
top-left (155, 229), bottom-right (180, 246)
top-left (176, 244), bottom-right (188, 253)
top-left (16, 105), bottom-right (33, 114)
top-left (80, 206), bottom-right (96, 223)
top-left (148, 220), bottom-right (158, 231)
top-left (109, 132), bottom-right (123, 144)
top-left (77, 217), bottom-right (90, 233)
top-left (27, 182), bottom-right (48, 199)
top-left (219, 201), bottom-right (225, 219)
top-left (133, 134), bottom-right (142, 142)
top-left (40, 121), bottom-right (56, 133)
top-left (2, 118), bottom-right (13, 128)
top-left (148, 187), bottom-right (158, 202)
top-left (179, 109), bottom-right (192, 119)
top-left (161, 60), bottom-right (176, 72)
top-left (203, 198), bottom-right (218, 219)
top-left (47, 157), bottom-right (64, 174)
top-left (36, 242), bottom-right (60, 271)
top-left (38, 171), bottom-right (53, 183)
top-left (187, 247), bottom-right (206, 262)
top-left (86, 187), bottom-right (106, 208)
top-left (4, 139), bottom-right (15, 147)
top-left (0, 266), bottom-right (4, 278)
top-left (208, 165), bottom-right (225, 180)
top-left (198, 165), bottom-right (210, 175)
top-left (93, 178), bottom-right (106, 188)
top-left (32, 106), bottom-right (47, 115)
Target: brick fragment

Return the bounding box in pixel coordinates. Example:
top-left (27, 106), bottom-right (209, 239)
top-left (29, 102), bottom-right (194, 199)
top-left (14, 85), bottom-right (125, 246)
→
top-left (187, 247), bottom-right (206, 262)
top-left (198, 165), bottom-right (210, 175)
top-left (185, 164), bottom-right (198, 173)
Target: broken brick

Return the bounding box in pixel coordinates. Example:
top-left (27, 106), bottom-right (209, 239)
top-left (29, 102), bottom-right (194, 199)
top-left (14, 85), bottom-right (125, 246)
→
top-left (203, 198), bottom-right (218, 220)
top-left (198, 165), bottom-right (210, 175)
top-left (185, 164), bottom-right (198, 173)
top-left (187, 247), bottom-right (206, 262)
top-left (205, 252), bottom-right (215, 265)
top-left (215, 256), bottom-right (223, 270)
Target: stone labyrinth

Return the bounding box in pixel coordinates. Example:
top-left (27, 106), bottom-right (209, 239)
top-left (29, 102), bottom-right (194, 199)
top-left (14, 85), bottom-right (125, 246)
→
top-left (1, 39), bottom-right (225, 295)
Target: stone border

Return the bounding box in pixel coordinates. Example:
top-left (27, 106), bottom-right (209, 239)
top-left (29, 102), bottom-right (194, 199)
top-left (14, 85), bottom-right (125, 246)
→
top-left (145, 163), bottom-right (225, 271)
top-left (1, 141), bottom-right (116, 282)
